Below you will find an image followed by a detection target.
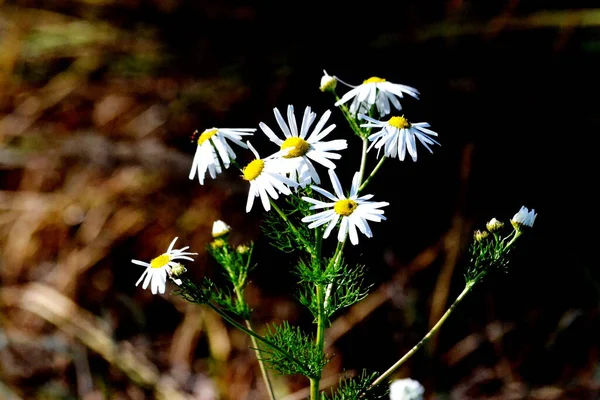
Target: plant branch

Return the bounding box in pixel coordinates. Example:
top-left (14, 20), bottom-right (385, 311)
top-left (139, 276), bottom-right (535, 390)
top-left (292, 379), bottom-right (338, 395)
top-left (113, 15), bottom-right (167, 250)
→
top-left (364, 278), bottom-right (479, 395)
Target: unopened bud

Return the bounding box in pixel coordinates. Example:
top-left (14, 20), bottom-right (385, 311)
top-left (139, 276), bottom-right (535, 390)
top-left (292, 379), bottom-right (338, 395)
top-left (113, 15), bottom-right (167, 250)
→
top-left (212, 220), bottom-right (232, 238)
top-left (320, 70), bottom-right (337, 92)
top-left (210, 238), bottom-right (226, 249)
top-left (170, 263), bottom-right (187, 277)
top-left (486, 218), bottom-right (504, 233)
top-left (474, 230), bottom-right (489, 242)
top-left (236, 244), bottom-right (250, 254)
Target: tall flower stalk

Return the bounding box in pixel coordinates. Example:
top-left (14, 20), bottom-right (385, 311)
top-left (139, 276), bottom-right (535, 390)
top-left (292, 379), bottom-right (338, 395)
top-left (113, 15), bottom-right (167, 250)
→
top-left (128, 70), bottom-right (537, 400)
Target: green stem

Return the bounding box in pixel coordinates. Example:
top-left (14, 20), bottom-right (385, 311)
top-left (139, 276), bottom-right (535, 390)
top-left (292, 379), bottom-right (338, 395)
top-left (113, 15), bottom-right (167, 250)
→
top-left (245, 319), bottom-right (277, 400)
top-left (335, 96), bottom-right (366, 138)
top-left (232, 288), bottom-right (276, 400)
top-left (325, 238), bottom-right (346, 302)
top-left (504, 230), bottom-right (522, 250)
top-left (364, 278), bottom-right (480, 394)
top-left (206, 303), bottom-right (308, 376)
top-left (358, 156), bottom-right (386, 194)
top-left (310, 284), bottom-right (326, 400)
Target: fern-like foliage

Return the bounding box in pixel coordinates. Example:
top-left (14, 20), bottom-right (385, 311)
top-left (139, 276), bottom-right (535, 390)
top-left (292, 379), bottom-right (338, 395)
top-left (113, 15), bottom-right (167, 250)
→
top-left (320, 370), bottom-right (388, 400)
top-left (255, 321), bottom-right (329, 379)
top-left (172, 277), bottom-right (215, 304)
top-left (324, 263), bottom-right (371, 320)
top-left (296, 256), bottom-right (372, 323)
top-left (210, 285), bottom-right (251, 320)
top-left (466, 233), bottom-right (512, 283)
top-left (262, 188), bottom-right (315, 254)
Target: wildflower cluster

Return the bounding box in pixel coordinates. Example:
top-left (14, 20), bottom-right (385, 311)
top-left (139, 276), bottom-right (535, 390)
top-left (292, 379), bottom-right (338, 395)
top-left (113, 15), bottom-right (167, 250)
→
top-left (467, 206), bottom-right (537, 284)
top-left (128, 70), bottom-right (538, 400)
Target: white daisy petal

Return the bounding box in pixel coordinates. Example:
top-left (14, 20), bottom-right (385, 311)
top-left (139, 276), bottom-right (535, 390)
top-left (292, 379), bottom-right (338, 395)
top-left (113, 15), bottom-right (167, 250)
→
top-left (336, 217), bottom-right (348, 242)
top-left (328, 169), bottom-right (345, 199)
top-left (274, 107), bottom-right (293, 138)
top-left (347, 218), bottom-right (360, 245)
top-left (136, 269), bottom-right (149, 286)
top-left (311, 185), bottom-right (338, 202)
top-left (323, 213), bottom-right (341, 238)
top-left (142, 269), bottom-right (153, 290)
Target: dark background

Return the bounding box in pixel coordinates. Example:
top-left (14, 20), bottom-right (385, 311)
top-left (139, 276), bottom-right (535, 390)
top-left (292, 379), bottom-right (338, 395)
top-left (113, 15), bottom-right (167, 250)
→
top-left (1, 1), bottom-right (598, 399)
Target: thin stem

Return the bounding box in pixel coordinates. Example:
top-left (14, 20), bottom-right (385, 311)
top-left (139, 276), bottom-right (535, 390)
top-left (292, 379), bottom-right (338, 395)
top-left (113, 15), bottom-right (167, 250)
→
top-left (310, 284), bottom-right (326, 400)
top-left (335, 96), bottom-right (365, 138)
top-left (324, 239), bottom-right (346, 308)
top-left (358, 156), bottom-right (386, 194)
top-left (365, 279), bottom-right (479, 394)
top-left (232, 287), bottom-right (276, 400)
top-left (504, 230), bottom-right (522, 250)
top-left (245, 320), bottom-right (277, 400)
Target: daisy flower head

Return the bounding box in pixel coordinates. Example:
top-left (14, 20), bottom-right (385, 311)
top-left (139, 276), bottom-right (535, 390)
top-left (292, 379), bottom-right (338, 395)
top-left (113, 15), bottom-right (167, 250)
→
top-left (132, 237), bottom-right (198, 295)
top-left (242, 141), bottom-right (299, 213)
top-left (334, 75), bottom-right (420, 117)
top-left (301, 169), bottom-right (389, 245)
top-left (189, 127), bottom-right (256, 185)
top-left (510, 206), bottom-right (537, 230)
top-left (360, 114), bottom-right (440, 162)
top-left (259, 105), bottom-right (347, 187)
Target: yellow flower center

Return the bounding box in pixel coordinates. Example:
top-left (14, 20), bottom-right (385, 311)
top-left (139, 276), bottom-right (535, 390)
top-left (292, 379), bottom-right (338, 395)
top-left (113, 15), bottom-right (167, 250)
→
top-left (334, 199), bottom-right (358, 216)
top-left (243, 159), bottom-right (264, 181)
top-left (150, 254), bottom-right (170, 269)
top-left (197, 128), bottom-right (218, 145)
top-left (363, 76), bottom-right (386, 84)
top-left (280, 137), bottom-right (310, 158)
top-left (388, 116), bottom-right (411, 129)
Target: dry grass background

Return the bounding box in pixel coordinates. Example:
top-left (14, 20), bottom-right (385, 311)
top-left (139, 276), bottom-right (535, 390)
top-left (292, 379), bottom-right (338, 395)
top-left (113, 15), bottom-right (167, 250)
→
top-left (1, 1), bottom-right (600, 399)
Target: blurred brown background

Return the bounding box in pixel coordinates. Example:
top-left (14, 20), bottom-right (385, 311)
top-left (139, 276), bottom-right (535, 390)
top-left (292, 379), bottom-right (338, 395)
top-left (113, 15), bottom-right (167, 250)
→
top-left (1, 1), bottom-right (599, 399)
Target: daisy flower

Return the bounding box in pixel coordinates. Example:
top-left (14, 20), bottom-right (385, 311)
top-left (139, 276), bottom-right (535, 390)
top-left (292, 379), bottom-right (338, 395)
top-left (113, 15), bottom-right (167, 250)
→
top-left (242, 141), bottom-right (299, 213)
top-left (510, 206), bottom-right (537, 229)
top-left (132, 237), bottom-right (198, 295)
top-left (189, 127), bottom-right (256, 185)
top-left (301, 169), bottom-right (389, 245)
top-left (259, 105), bottom-right (347, 187)
top-left (359, 114), bottom-right (440, 162)
top-left (334, 75), bottom-right (420, 117)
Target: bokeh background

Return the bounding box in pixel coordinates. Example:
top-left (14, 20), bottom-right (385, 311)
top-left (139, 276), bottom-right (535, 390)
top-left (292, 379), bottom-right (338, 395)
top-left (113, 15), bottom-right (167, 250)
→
top-left (1, 1), bottom-right (599, 399)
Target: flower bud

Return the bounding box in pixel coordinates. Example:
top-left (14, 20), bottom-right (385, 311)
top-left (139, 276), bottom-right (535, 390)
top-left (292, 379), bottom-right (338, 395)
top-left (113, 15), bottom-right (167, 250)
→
top-left (474, 229), bottom-right (489, 242)
top-left (486, 218), bottom-right (504, 233)
top-left (170, 263), bottom-right (187, 277)
top-left (236, 244), bottom-right (250, 254)
top-left (210, 238), bottom-right (226, 249)
top-left (212, 220), bottom-right (231, 238)
top-left (319, 70), bottom-right (337, 92)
